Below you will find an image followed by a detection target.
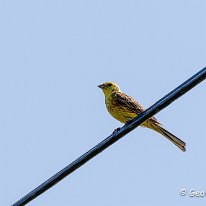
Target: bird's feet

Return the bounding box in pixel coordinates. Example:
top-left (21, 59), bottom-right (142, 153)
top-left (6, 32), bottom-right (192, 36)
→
top-left (112, 127), bottom-right (121, 134)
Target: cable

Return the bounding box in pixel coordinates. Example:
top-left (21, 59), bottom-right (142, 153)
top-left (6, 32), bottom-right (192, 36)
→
top-left (12, 67), bottom-right (206, 206)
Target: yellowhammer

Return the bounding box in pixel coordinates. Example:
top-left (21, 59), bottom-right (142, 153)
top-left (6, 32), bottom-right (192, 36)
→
top-left (98, 82), bottom-right (186, 152)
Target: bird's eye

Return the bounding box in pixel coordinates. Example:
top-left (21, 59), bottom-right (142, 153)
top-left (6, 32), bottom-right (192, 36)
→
top-left (107, 83), bottom-right (112, 87)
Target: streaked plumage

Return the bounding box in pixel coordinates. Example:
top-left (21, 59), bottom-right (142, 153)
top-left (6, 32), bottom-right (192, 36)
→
top-left (98, 82), bottom-right (186, 152)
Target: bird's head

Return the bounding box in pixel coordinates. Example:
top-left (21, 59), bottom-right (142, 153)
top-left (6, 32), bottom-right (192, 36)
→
top-left (98, 82), bottom-right (121, 96)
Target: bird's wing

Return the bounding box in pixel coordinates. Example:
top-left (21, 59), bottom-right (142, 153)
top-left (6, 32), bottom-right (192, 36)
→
top-left (113, 92), bottom-right (145, 115)
top-left (113, 92), bottom-right (161, 124)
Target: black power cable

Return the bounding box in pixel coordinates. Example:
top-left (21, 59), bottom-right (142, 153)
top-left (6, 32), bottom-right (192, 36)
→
top-left (12, 67), bottom-right (206, 206)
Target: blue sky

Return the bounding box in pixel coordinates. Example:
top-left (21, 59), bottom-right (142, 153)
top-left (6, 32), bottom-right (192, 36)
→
top-left (1, 1), bottom-right (206, 205)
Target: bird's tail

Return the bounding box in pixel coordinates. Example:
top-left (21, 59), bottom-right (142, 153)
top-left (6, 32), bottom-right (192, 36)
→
top-left (149, 124), bottom-right (186, 152)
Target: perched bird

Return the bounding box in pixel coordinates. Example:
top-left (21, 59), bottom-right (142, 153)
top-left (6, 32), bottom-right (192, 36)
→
top-left (98, 82), bottom-right (186, 152)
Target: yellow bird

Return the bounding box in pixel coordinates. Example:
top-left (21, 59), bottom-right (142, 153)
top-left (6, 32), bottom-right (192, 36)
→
top-left (98, 82), bottom-right (186, 152)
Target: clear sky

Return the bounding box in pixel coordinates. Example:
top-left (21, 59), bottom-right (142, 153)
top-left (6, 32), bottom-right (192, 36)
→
top-left (1, 1), bottom-right (206, 205)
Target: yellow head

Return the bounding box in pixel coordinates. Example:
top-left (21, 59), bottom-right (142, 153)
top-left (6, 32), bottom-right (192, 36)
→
top-left (98, 82), bottom-right (121, 96)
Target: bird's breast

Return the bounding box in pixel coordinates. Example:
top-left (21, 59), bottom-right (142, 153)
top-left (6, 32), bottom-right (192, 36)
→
top-left (105, 95), bottom-right (136, 123)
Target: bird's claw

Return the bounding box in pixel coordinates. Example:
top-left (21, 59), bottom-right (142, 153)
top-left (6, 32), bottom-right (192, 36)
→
top-left (112, 127), bottom-right (121, 134)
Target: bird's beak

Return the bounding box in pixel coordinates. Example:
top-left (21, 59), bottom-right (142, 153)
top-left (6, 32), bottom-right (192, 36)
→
top-left (98, 84), bottom-right (105, 89)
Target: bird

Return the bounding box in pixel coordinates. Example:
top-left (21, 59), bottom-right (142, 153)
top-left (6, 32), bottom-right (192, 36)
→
top-left (98, 82), bottom-right (186, 152)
